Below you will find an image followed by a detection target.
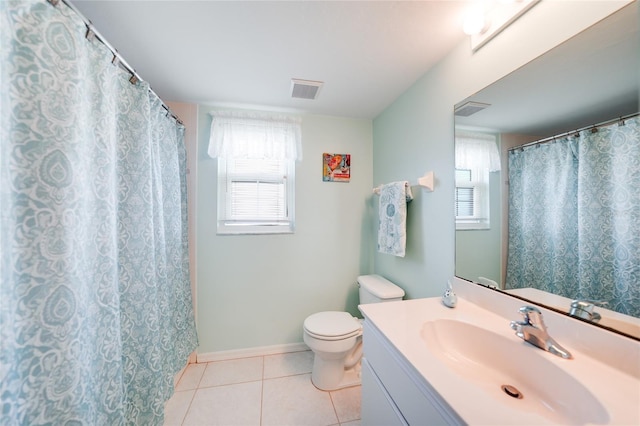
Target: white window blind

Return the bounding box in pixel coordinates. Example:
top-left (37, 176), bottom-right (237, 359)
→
top-left (455, 169), bottom-right (475, 217)
top-left (455, 187), bottom-right (475, 217)
top-left (222, 158), bottom-right (290, 224)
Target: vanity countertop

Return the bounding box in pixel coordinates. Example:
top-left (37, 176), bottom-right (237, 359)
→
top-left (360, 297), bottom-right (640, 425)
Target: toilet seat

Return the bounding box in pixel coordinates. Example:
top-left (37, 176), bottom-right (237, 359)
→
top-left (303, 311), bottom-right (361, 341)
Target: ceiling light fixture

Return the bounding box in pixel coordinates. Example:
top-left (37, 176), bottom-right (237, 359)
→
top-left (464, 0), bottom-right (540, 51)
top-left (463, 5), bottom-right (489, 36)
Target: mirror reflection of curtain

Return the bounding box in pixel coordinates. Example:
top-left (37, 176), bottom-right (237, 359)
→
top-left (506, 140), bottom-right (580, 298)
top-left (506, 117), bottom-right (640, 317)
top-left (1, 1), bottom-right (198, 424)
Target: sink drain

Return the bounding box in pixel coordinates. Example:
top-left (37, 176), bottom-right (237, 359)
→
top-left (501, 384), bottom-right (523, 399)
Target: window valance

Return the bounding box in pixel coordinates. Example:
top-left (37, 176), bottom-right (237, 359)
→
top-left (455, 131), bottom-right (501, 172)
top-left (208, 110), bottom-right (303, 161)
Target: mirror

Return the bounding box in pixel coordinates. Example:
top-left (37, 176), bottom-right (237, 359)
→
top-left (454, 4), bottom-right (640, 339)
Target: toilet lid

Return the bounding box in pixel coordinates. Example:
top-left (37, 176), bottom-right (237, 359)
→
top-left (304, 311), bottom-right (361, 338)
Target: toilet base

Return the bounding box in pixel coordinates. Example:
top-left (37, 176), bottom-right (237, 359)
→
top-left (310, 359), bottom-right (361, 391)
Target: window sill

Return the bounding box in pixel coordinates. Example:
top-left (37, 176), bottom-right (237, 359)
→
top-left (217, 223), bottom-right (294, 235)
top-left (456, 221), bottom-right (490, 231)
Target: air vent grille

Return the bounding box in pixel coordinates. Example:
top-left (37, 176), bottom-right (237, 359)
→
top-left (291, 79), bottom-right (323, 100)
top-left (454, 101), bottom-right (490, 117)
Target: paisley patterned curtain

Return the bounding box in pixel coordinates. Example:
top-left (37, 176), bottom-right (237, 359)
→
top-left (506, 116), bottom-right (640, 318)
top-left (506, 139), bottom-right (580, 298)
top-left (1, 1), bottom-right (198, 424)
top-left (576, 117), bottom-right (640, 317)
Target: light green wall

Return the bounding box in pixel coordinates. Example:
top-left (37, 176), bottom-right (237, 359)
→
top-left (372, 1), bottom-right (630, 299)
top-left (191, 1), bottom-right (628, 354)
top-left (196, 109), bottom-right (374, 353)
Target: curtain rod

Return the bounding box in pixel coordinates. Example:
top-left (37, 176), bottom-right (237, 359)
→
top-left (46, 0), bottom-right (184, 126)
top-left (508, 112), bottom-right (639, 152)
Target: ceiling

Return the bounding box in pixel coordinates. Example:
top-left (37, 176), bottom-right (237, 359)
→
top-left (71, 1), bottom-right (475, 119)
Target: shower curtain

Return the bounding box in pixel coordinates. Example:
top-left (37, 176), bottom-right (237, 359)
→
top-left (506, 116), bottom-right (640, 318)
top-left (1, 1), bottom-right (198, 424)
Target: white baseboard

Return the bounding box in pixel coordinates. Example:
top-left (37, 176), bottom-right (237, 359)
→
top-left (196, 342), bottom-right (310, 363)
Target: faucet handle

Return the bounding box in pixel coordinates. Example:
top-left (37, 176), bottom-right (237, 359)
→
top-left (569, 299), bottom-right (605, 322)
top-left (571, 299), bottom-right (607, 310)
top-left (518, 306), bottom-right (546, 329)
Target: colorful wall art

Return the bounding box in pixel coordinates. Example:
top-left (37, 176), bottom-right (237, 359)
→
top-left (323, 153), bottom-right (350, 182)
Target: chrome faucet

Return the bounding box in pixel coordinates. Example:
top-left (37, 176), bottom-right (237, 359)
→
top-left (569, 299), bottom-right (605, 323)
top-left (510, 306), bottom-right (572, 359)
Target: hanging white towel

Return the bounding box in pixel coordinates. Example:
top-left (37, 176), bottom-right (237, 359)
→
top-left (377, 181), bottom-right (413, 257)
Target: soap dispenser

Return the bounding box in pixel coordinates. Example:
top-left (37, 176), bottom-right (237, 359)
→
top-left (442, 280), bottom-right (457, 308)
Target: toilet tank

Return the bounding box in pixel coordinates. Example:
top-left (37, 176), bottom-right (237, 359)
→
top-left (357, 274), bottom-right (405, 305)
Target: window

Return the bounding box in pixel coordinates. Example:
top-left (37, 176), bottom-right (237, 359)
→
top-left (217, 157), bottom-right (294, 234)
top-left (455, 130), bottom-right (500, 230)
top-left (208, 110), bottom-right (302, 235)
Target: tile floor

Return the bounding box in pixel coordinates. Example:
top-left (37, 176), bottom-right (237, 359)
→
top-left (164, 350), bottom-right (361, 426)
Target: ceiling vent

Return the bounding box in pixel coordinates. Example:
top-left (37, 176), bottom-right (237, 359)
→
top-left (454, 101), bottom-right (490, 117)
top-left (291, 79), bottom-right (323, 100)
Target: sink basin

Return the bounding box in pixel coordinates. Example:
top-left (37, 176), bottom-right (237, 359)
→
top-left (421, 319), bottom-right (609, 425)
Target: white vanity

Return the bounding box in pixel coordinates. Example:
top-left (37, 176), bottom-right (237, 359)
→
top-left (360, 312), bottom-right (461, 425)
top-left (359, 278), bottom-right (640, 425)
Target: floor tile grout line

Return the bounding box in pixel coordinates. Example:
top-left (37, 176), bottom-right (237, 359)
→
top-left (197, 378), bottom-right (263, 390)
top-left (328, 390), bottom-right (340, 425)
top-left (169, 363), bottom-right (205, 425)
top-left (183, 362), bottom-right (207, 425)
top-left (260, 355), bottom-right (265, 426)
top-left (195, 362), bottom-right (207, 389)
top-left (178, 388), bottom-right (197, 426)
top-left (263, 370), bottom-right (314, 382)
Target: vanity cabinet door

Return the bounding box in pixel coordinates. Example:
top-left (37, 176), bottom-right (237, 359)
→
top-left (362, 320), bottom-right (459, 426)
top-left (361, 358), bottom-right (407, 426)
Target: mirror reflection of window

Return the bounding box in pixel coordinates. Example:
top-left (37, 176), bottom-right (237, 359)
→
top-left (455, 167), bottom-right (489, 228)
top-left (454, 131), bottom-right (500, 230)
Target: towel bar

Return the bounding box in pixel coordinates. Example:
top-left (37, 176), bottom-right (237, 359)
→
top-left (373, 171), bottom-right (434, 194)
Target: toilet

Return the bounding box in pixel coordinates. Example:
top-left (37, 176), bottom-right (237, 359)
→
top-left (303, 274), bottom-right (404, 391)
